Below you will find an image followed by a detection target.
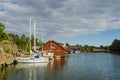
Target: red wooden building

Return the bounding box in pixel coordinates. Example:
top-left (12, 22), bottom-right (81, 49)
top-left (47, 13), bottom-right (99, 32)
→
top-left (39, 40), bottom-right (68, 58)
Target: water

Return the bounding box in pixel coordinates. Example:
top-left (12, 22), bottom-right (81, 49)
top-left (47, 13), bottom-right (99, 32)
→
top-left (1, 52), bottom-right (120, 80)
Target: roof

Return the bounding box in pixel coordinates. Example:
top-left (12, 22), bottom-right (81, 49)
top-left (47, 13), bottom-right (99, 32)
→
top-left (42, 40), bottom-right (68, 52)
top-left (66, 47), bottom-right (73, 51)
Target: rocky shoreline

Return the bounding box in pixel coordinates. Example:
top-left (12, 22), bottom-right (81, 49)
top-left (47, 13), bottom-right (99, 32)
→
top-left (0, 40), bottom-right (20, 68)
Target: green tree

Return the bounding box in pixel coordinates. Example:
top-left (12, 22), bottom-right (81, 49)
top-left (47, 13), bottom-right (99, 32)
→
top-left (84, 45), bottom-right (89, 48)
top-left (8, 33), bottom-right (19, 42)
top-left (0, 22), bottom-right (9, 41)
top-left (100, 45), bottom-right (103, 48)
top-left (0, 22), bottom-right (5, 33)
top-left (65, 42), bottom-right (70, 46)
top-left (110, 39), bottom-right (120, 52)
top-left (20, 34), bottom-right (26, 44)
top-left (8, 33), bottom-right (29, 51)
top-left (8, 32), bottom-right (41, 52)
top-left (38, 40), bottom-right (42, 46)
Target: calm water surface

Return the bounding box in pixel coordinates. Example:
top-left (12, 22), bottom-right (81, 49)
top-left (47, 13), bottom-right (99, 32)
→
top-left (0, 53), bottom-right (120, 80)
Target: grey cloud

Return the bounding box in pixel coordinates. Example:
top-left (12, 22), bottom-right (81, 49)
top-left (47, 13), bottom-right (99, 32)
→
top-left (1, 0), bottom-right (120, 40)
top-left (45, 0), bottom-right (66, 9)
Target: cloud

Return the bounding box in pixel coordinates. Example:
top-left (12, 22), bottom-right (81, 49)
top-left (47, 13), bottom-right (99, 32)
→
top-left (0, 0), bottom-right (120, 41)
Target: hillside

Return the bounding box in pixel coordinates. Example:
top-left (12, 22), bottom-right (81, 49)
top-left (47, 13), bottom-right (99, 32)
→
top-left (0, 40), bottom-right (19, 66)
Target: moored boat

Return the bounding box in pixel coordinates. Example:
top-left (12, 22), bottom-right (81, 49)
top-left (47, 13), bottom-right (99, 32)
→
top-left (16, 17), bottom-right (49, 63)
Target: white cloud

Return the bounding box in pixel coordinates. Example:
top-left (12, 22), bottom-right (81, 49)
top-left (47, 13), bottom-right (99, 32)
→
top-left (0, 0), bottom-right (120, 41)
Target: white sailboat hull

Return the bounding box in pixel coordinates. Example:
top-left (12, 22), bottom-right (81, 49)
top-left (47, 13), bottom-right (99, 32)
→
top-left (16, 57), bottom-right (49, 63)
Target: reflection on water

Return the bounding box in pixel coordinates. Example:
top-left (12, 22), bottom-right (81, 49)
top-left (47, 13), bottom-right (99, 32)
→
top-left (48, 58), bottom-right (66, 72)
top-left (0, 59), bottom-right (66, 80)
top-left (0, 53), bottom-right (120, 80)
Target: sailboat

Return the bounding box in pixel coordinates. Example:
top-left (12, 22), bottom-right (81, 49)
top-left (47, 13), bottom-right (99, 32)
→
top-left (16, 17), bottom-right (49, 63)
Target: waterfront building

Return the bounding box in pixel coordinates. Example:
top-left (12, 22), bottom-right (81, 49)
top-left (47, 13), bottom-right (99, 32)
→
top-left (39, 40), bottom-right (68, 58)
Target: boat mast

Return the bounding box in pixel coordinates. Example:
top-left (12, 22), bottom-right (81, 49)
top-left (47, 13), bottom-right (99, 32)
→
top-left (34, 19), bottom-right (36, 51)
top-left (42, 33), bottom-right (43, 52)
top-left (30, 17), bottom-right (32, 54)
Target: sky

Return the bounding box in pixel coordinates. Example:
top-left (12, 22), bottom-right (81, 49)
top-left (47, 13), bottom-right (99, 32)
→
top-left (0, 0), bottom-right (120, 47)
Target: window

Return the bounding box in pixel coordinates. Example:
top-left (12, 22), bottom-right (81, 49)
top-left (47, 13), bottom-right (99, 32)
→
top-left (49, 50), bottom-right (53, 52)
top-left (50, 44), bottom-right (55, 49)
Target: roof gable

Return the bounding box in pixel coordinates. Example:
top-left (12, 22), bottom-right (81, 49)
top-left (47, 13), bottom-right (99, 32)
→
top-left (44, 40), bottom-right (67, 51)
